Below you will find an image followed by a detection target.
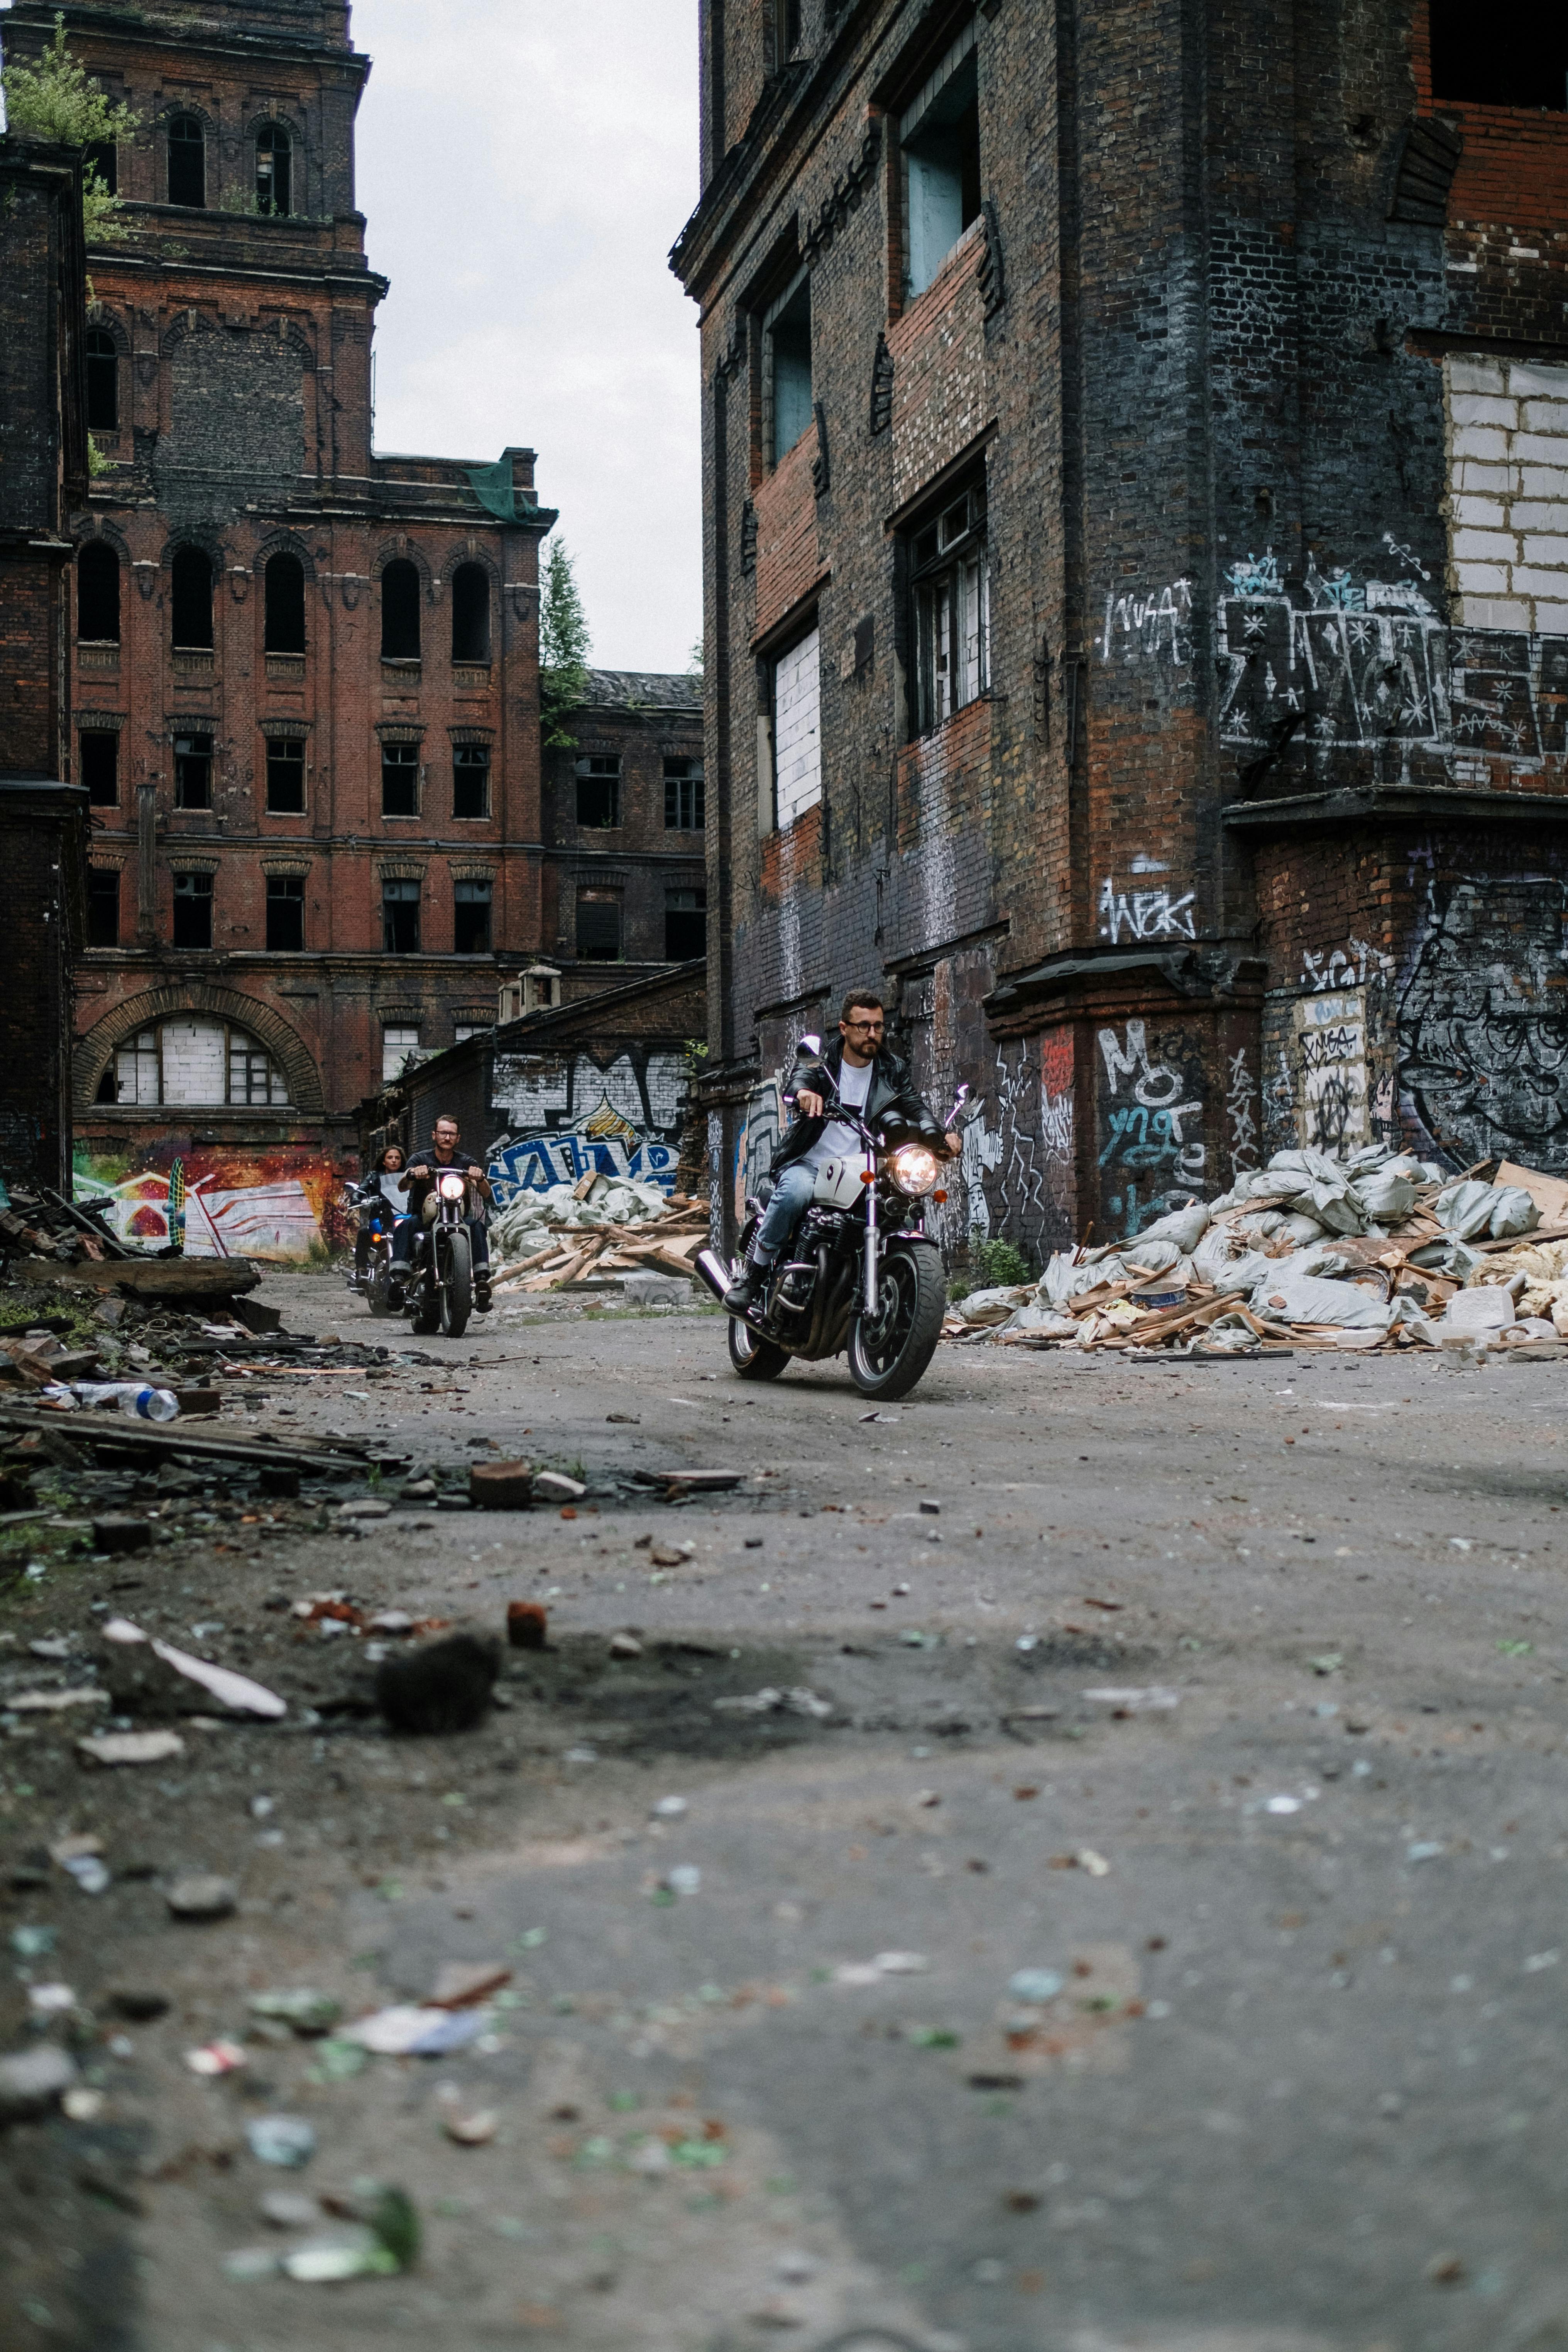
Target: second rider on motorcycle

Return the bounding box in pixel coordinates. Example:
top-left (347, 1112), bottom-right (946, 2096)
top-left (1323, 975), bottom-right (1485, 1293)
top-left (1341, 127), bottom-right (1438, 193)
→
top-left (723, 990), bottom-right (961, 1317)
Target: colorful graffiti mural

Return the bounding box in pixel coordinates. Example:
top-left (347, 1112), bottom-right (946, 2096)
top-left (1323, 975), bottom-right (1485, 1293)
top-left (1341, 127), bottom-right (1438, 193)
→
top-left (73, 1144), bottom-right (343, 1261)
top-left (486, 1046), bottom-right (690, 1204)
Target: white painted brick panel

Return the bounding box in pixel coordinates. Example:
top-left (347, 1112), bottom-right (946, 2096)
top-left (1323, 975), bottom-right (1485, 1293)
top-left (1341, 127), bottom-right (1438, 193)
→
top-left (1451, 530), bottom-right (1518, 563)
top-left (1448, 355), bottom-right (1509, 394)
top-left (1458, 595), bottom-right (1533, 629)
top-left (1507, 362), bottom-right (1568, 400)
top-left (1450, 393), bottom-right (1519, 430)
top-left (1453, 563), bottom-right (1511, 594)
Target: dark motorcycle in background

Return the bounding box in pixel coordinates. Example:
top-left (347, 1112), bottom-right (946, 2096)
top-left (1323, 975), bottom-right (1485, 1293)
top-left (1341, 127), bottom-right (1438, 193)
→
top-left (403, 1167), bottom-right (477, 1338)
top-left (341, 1180), bottom-right (398, 1319)
top-left (695, 1037), bottom-right (969, 1401)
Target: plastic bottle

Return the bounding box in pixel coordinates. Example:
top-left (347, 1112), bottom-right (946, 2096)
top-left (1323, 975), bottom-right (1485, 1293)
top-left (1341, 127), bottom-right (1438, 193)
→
top-left (69, 1382), bottom-right (180, 1421)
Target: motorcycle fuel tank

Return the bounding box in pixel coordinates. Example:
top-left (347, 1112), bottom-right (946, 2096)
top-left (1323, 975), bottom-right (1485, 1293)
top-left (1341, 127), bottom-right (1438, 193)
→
top-left (813, 1152), bottom-right (872, 1211)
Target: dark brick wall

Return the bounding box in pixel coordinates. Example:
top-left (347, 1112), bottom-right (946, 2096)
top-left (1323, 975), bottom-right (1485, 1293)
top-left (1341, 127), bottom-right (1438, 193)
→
top-left (675, 0), bottom-right (1568, 1260)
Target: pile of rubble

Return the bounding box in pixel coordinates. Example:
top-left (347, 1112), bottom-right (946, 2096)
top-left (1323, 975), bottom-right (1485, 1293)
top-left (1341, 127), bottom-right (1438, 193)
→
top-left (489, 1174), bottom-right (707, 1294)
top-left (0, 1180), bottom-right (130, 1267)
top-left (947, 1147), bottom-right (1568, 1355)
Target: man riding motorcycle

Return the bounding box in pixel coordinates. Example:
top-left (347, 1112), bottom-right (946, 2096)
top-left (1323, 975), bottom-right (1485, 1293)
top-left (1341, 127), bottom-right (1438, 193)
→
top-left (723, 990), bottom-right (961, 1317)
top-left (390, 1114), bottom-right (494, 1313)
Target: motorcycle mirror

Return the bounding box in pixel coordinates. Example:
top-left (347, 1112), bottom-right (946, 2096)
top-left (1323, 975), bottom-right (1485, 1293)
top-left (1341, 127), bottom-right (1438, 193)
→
top-left (796, 1033), bottom-right (822, 1057)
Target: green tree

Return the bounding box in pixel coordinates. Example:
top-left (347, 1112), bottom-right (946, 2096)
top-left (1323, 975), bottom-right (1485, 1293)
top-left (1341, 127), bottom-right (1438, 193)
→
top-left (2, 14), bottom-right (140, 247)
top-left (538, 538), bottom-right (591, 750)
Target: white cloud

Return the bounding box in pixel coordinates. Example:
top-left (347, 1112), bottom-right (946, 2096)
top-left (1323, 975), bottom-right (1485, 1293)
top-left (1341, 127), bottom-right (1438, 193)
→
top-left (354, 0), bottom-right (704, 675)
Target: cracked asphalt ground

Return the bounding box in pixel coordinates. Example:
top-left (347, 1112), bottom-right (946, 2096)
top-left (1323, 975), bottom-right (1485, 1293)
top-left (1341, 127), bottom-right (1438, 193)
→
top-left (4, 1267), bottom-right (1568, 2352)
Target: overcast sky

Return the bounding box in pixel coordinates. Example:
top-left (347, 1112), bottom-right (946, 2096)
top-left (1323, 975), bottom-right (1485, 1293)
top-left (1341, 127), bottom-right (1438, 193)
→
top-left (354, 0), bottom-right (704, 677)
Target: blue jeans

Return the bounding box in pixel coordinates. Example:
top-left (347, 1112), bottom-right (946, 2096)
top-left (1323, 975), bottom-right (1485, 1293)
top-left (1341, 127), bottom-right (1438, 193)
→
top-left (391, 1215), bottom-right (489, 1276)
top-left (753, 1161), bottom-right (817, 1264)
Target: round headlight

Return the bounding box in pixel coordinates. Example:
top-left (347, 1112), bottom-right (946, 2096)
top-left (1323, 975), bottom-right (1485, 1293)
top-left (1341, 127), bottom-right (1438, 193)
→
top-left (438, 1172), bottom-right (467, 1200)
top-left (888, 1143), bottom-right (939, 1198)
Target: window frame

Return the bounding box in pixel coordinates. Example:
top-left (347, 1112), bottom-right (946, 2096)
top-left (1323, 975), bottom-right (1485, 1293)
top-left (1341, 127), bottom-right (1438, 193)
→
top-left (663, 757), bottom-right (705, 832)
top-left (381, 740), bottom-right (421, 820)
top-left (763, 265), bottom-right (814, 468)
top-left (173, 732), bottom-right (214, 811)
top-left (264, 736), bottom-right (306, 814)
top-left (77, 541), bottom-right (121, 645)
top-left (103, 1017), bottom-right (290, 1107)
top-left (171, 868), bottom-right (214, 950)
top-left (263, 551), bottom-right (306, 654)
top-left (84, 327), bottom-right (118, 433)
top-left (382, 877), bottom-right (421, 954)
top-left (908, 474), bottom-right (990, 736)
top-left (381, 1024), bottom-right (422, 1083)
top-left (769, 621), bottom-right (823, 830)
top-left (380, 559), bottom-right (422, 661)
top-left (452, 743), bottom-right (491, 820)
top-left (575, 756), bottom-right (622, 831)
top-left (166, 112), bottom-right (206, 209)
top-left (86, 865), bottom-right (119, 949)
top-left (575, 888), bottom-right (623, 962)
top-left (80, 730), bottom-right (118, 807)
top-left (453, 877), bottom-right (493, 956)
top-left (264, 873), bottom-right (305, 952)
top-left (664, 886), bottom-right (707, 961)
top-left (255, 122), bottom-right (293, 216)
top-left (170, 545), bottom-right (214, 652)
top-left (899, 19), bottom-right (982, 302)
top-left (450, 563), bottom-right (492, 664)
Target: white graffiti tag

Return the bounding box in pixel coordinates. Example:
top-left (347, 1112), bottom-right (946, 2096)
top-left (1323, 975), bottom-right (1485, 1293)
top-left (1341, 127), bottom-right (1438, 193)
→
top-left (1098, 876), bottom-right (1197, 943)
top-left (1226, 1047), bottom-right (1258, 1173)
top-left (1100, 577), bottom-right (1194, 664)
top-left (1097, 1022), bottom-right (1206, 1185)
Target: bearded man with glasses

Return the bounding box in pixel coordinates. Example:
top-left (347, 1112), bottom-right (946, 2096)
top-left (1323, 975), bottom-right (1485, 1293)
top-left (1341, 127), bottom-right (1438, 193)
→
top-left (723, 989), bottom-right (962, 1317)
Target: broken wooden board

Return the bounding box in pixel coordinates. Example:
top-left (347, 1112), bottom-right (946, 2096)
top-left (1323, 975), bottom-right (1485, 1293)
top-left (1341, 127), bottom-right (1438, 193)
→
top-left (14, 1256), bottom-right (261, 1298)
top-left (0, 1401), bottom-right (359, 1477)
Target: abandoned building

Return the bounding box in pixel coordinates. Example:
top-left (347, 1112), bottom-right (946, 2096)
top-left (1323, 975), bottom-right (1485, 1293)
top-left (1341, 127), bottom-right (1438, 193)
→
top-left (673, 1), bottom-right (1568, 1257)
top-left (2, 0), bottom-right (560, 1252)
top-left (0, 116), bottom-right (91, 1193)
top-left (540, 668), bottom-right (706, 981)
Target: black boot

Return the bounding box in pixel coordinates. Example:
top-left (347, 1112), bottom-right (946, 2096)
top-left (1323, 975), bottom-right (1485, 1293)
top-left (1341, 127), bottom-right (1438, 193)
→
top-left (723, 1265), bottom-right (766, 1316)
top-left (475, 1276), bottom-right (492, 1312)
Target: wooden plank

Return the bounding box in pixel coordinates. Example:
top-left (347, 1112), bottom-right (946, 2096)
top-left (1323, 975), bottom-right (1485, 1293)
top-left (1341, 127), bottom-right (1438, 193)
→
top-left (14, 1256), bottom-right (260, 1297)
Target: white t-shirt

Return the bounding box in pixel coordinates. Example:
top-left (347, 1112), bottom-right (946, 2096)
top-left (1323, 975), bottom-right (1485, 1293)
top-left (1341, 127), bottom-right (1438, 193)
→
top-left (801, 1055), bottom-right (873, 1172)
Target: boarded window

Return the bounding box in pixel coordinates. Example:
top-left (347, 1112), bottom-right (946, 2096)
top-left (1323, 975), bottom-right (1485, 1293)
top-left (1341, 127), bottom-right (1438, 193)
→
top-left (773, 626), bottom-right (822, 826)
top-left (381, 741), bottom-right (420, 817)
top-left (576, 890), bottom-right (622, 960)
top-left (109, 1017), bottom-right (290, 1106)
top-left (382, 877), bottom-right (420, 953)
top-left (575, 756), bottom-right (621, 828)
top-left (265, 873), bottom-right (304, 951)
top-left (167, 112), bottom-right (205, 207)
top-left (85, 328), bottom-right (118, 431)
top-left (264, 552), bottom-right (306, 653)
top-left (80, 731), bottom-right (118, 806)
top-left (381, 560), bottom-right (421, 660)
top-left (78, 542), bottom-right (120, 643)
top-left (663, 757), bottom-right (705, 830)
top-left (110, 1029), bottom-right (160, 1105)
top-left (171, 546), bottom-right (213, 650)
top-left (453, 743), bottom-right (490, 819)
top-left (910, 476), bottom-right (988, 734)
top-left (256, 122), bottom-right (292, 215)
top-left (902, 23), bottom-right (981, 298)
top-left (266, 738), bottom-right (305, 813)
top-left (665, 887), bottom-right (707, 960)
top-left (86, 866), bottom-right (119, 948)
top-left (451, 564), bottom-right (491, 663)
top-left (171, 870), bottom-right (213, 949)
top-left (453, 877), bottom-right (492, 954)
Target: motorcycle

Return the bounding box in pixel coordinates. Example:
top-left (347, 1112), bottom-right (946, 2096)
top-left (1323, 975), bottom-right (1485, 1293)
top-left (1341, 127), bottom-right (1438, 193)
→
top-left (402, 1167), bottom-right (478, 1338)
top-left (341, 1180), bottom-right (398, 1319)
top-left (695, 1038), bottom-right (969, 1401)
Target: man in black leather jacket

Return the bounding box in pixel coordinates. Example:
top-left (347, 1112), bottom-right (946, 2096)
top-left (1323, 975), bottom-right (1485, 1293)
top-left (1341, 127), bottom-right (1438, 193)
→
top-left (723, 990), bottom-right (959, 1316)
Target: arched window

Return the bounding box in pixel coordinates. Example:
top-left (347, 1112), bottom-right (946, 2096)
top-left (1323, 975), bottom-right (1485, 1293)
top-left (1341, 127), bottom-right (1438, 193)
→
top-left (450, 563), bottom-right (491, 664)
top-left (167, 113), bottom-right (205, 208)
top-left (78, 541), bottom-right (121, 644)
top-left (381, 558), bottom-right (421, 660)
top-left (256, 124), bottom-right (292, 216)
top-left (170, 546), bottom-right (214, 651)
top-left (263, 552), bottom-right (306, 653)
top-left (85, 327), bottom-right (118, 432)
top-left (100, 1016), bottom-right (292, 1109)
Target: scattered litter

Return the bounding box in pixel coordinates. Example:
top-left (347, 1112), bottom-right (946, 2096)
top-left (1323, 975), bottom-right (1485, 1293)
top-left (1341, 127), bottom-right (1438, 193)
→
top-left (1008, 1970), bottom-right (1065, 2003)
top-left (534, 1470), bottom-right (587, 1504)
top-left (245, 2116), bottom-right (317, 2169)
top-left (0, 2044), bottom-right (78, 2121)
top-left (343, 2005), bottom-right (489, 2058)
top-left (427, 1962), bottom-right (511, 2010)
top-left (833, 1952), bottom-right (929, 1985)
top-left (651, 1795), bottom-right (688, 1819)
top-left (506, 1602), bottom-right (548, 1650)
top-left (102, 1616), bottom-right (286, 1719)
top-left (280, 2230), bottom-right (399, 2284)
top-left (1406, 1841), bottom-right (1444, 1863)
top-left (1081, 1686), bottom-right (1179, 1712)
top-left (712, 1686), bottom-right (831, 1720)
top-left (249, 1990), bottom-right (342, 2037)
top-left (260, 2192), bottom-right (320, 2230)
top-left (663, 1865), bottom-right (702, 1896)
top-left (609, 1633), bottom-right (644, 1659)
top-left (62, 2085), bottom-right (106, 2123)
top-left (442, 2105), bottom-right (498, 2147)
top-left (27, 1983), bottom-right (77, 2017)
top-left (76, 1729), bottom-right (185, 1768)
top-left (1264, 1796), bottom-right (1302, 1816)
top-left (10, 1925), bottom-right (56, 1959)
top-left (1523, 1950), bottom-right (1560, 1973)
top-left (376, 1630), bottom-right (499, 1736)
top-left (1076, 1848), bottom-right (1111, 1875)
top-left (186, 2039), bottom-right (248, 2077)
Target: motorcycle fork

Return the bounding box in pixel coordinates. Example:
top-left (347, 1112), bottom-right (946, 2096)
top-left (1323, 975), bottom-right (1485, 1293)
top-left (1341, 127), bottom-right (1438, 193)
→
top-left (863, 1171), bottom-right (880, 1317)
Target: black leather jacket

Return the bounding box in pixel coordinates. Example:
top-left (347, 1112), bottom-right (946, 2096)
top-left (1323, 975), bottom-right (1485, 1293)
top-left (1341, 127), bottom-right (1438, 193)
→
top-left (770, 1037), bottom-right (944, 1176)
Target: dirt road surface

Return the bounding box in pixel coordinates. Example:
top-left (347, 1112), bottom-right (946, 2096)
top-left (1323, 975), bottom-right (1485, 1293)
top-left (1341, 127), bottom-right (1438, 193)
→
top-left (3, 1267), bottom-right (1567, 2352)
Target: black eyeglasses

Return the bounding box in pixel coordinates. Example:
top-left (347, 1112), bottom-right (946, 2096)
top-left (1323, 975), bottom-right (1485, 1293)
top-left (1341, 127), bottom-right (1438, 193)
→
top-left (844, 1018), bottom-right (885, 1032)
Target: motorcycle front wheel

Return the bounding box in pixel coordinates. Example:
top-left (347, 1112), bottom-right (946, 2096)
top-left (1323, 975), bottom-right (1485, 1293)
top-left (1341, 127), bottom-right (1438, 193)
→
top-left (847, 1246), bottom-right (946, 1399)
top-left (727, 1312), bottom-right (791, 1381)
top-left (440, 1228), bottom-right (473, 1338)
top-left (367, 1246), bottom-right (394, 1317)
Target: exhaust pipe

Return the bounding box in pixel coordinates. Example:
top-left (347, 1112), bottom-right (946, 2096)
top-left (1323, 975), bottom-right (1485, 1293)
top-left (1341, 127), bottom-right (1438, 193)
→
top-left (694, 1248), bottom-right (732, 1305)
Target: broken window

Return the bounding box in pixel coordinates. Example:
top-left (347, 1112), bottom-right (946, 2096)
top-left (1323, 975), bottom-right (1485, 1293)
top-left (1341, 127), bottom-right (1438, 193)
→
top-left (172, 870), bottom-right (213, 949)
top-left (575, 889), bottom-right (622, 960)
top-left (79, 731), bottom-right (118, 807)
top-left (453, 878), bottom-right (493, 955)
top-left (229, 1036), bottom-right (287, 1103)
top-left (575, 756), bottom-right (621, 828)
top-left (265, 737), bottom-right (305, 813)
top-left (86, 867), bottom-right (119, 949)
top-left (85, 327), bottom-right (118, 432)
top-left (765, 269), bottom-right (813, 464)
top-left (664, 757), bottom-right (705, 831)
top-left (265, 873), bottom-right (304, 951)
top-left (382, 878), bottom-right (421, 954)
top-left (170, 546), bottom-right (213, 650)
top-left (453, 743), bottom-right (490, 819)
top-left (901, 21), bottom-right (981, 299)
top-left (665, 887), bottom-right (707, 960)
top-left (108, 1029), bottom-right (159, 1104)
top-left (382, 1024), bottom-right (421, 1082)
top-left (85, 139), bottom-right (117, 196)
top-left (771, 624), bottom-right (822, 827)
top-left (264, 552), bottom-right (306, 653)
top-left (173, 733), bottom-right (213, 810)
top-left (78, 541), bottom-right (120, 643)
top-left (1429, 0), bottom-right (1568, 108)
top-left (910, 474), bottom-right (988, 734)
top-left (451, 563), bottom-right (491, 663)
top-left (256, 123), bottom-right (292, 215)
top-left (167, 112), bottom-right (205, 208)
top-left (381, 741), bottom-right (419, 817)
top-left (381, 559), bottom-right (421, 660)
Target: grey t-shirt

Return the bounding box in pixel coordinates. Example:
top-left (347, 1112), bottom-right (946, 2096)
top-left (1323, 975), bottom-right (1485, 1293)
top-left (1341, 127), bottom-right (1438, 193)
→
top-left (801, 1055), bottom-right (873, 1172)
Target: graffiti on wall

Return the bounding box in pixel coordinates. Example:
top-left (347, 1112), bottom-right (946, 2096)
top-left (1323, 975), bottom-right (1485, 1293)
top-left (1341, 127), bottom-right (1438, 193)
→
top-left (1292, 990), bottom-right (1370, 1154)
top-left (1397, 874), bottom-right (1568, 1170)
top-left (733, 1079), bottom-right (783, 1226)
top-left (1226, 1045), bottom-right (1260, 1171)
top-left (488, 1047), bottom-right (689, 1202)
top-left (73, 1146), bottom-right (339, 1261)
top-left (1100, 576), bottom-right (1194, 666)
top-left (1095, 1020), bottom-right (1208, 1233)
top-left (1217, 555), bottom-right (1568, 773)
top-left (1097, 873), bottom-right (1197, 943)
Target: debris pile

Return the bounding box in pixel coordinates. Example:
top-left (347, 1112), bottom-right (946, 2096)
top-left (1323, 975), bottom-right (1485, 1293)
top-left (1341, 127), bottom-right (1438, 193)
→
top-left (489, 1174), bottom-right (707, 1294)
top-left (947, 1148), bottom-right (1568, 1355)
top-left (0, 1181), bottom-right (130, 1267)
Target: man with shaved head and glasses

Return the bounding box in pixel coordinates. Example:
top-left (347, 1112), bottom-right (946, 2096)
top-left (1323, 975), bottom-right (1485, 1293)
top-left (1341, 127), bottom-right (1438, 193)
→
top-left (723, 990), bottom-right (962, 1316)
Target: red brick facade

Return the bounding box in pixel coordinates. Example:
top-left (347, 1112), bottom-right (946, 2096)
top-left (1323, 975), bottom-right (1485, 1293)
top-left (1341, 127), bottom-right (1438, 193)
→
top-left (4, 0), bottom-right (556, 1222)
top-left (675, 0), bottom-right (1568, 1261)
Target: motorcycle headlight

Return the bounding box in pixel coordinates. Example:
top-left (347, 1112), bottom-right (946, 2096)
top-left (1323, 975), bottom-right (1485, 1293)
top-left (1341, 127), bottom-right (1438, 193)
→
top-left (888, 1143), bottom-right (939, 1198)
top-left (437, 1171), bottom-right (467, 1201)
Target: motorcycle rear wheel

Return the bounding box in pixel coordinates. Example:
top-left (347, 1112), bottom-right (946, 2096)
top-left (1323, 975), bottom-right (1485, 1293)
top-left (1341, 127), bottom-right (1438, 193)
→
top-left (727, 1313), bottom-right (791, 1381)
top-left (440, 1229), bottom-right (473, 1338)
top-left (367, 1249), bottom-right (394, 1317)
top-left (847, 1246), bottom-right (945, 1399)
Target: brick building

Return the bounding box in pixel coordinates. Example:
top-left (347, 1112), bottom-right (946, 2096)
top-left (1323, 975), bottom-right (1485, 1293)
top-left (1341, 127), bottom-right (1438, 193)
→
top-left (672, 1), bottom-right (1568, 1259)
top-left (3, 0), bottom-right (558, 1256)
top-left (540, 668), bottom-right (706, 985)
top-left (0, 122), bottom-right (91, 1191)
